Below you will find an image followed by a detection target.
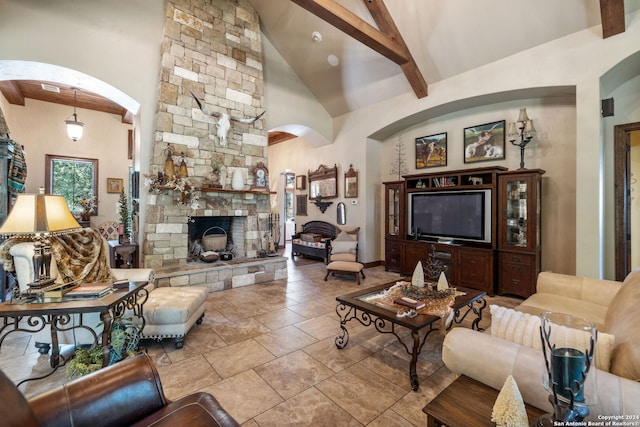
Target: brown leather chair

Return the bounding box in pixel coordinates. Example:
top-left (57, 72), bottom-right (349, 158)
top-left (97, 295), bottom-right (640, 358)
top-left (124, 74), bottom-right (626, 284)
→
top-left (0, 353), bottom-right (240, 427)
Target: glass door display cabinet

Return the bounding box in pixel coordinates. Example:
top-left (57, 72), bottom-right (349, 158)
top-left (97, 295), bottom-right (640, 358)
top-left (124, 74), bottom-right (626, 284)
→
top-left (384, 181), bottom-right (404, 272)
top-left (498, 169), bottom-right (545, 298)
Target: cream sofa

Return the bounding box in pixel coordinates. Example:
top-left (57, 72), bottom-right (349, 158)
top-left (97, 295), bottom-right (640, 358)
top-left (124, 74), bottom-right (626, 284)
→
top-left (9, 237), bottom-right (207, 349)
top-left (443, 270), bottom-right (640, 417)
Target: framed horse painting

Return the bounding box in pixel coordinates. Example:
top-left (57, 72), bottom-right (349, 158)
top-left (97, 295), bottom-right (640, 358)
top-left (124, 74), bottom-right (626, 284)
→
top-left (415, 132), bottom-right (447, 169)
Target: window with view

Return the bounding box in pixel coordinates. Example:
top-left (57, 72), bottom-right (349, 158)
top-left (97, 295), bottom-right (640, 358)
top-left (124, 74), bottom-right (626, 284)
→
top-left (45, 155), bottom-right (99, 215)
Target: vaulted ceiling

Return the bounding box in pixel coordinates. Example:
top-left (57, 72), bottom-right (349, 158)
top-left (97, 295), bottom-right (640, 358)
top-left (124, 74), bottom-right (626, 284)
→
top-left (0, 0), bottom-right (632, 144)
top-left (249, 0), bottom-right (631, 119)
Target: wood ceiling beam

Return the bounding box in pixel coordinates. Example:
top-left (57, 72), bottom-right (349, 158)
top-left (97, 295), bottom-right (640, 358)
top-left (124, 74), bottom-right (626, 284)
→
top-left (290, 0), bottom-right (409, 65)
top-left (600, 0), bottom-right (625, 38)
top-left (268, 131), bottom-right (298, 146)
top-left (363, 0), bottom-right (428, 98)
top-left (290, 0), bottom-right (428, 98)
top-left (0, 81), bottom-right (25, 106)
top-left (123, 110), bottom-right (134, 125)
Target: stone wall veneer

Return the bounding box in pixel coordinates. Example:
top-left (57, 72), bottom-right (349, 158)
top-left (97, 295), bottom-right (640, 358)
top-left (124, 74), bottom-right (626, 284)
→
top-left (143, 0), bottom-right (268, 269)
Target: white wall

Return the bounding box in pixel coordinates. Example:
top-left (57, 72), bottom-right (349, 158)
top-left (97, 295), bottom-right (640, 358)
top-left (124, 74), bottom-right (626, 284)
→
top-left (271, 96), bottom-right (577, 274)
top-left (262, 36), bottom-right (333, 145)
top-left (1, 96), bottom-right (132, 226)
top-left (0, 0), bottom-right (165, 243)
top-left (2, 2), bottom-right (640, 278)
top-left (269, 12), bottom-right (640, 278)
top-left (602, 73), bottom-right (640, 277)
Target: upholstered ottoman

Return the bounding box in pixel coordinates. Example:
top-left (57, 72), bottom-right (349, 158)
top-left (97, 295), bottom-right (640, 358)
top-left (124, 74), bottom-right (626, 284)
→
top-left (325, 261), bottom-right (365, 285)
top-left (140, 286), bottom-right (208, 348)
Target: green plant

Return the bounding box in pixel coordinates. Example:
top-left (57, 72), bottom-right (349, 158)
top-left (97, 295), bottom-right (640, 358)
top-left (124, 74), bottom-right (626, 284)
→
top-left (108, 320), bottom-right (140, 364)
top-left (118, 189), bottom-right (130, 237)
top-left (211, 161), bottom-right (222, 174)
top-left (65, 347), bottom-right (104, 379)
top-left (65, 319), bottom-right (140, 379)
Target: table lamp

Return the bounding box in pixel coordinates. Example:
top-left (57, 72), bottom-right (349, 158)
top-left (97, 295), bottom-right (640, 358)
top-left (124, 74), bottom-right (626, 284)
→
top-left (0, 193), bottom-right (82, 292)
top-left (537, 312), bottom-right (597, 426)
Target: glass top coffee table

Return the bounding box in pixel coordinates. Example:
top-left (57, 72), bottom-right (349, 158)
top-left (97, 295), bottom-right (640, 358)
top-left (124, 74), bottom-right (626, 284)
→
top-left (335, 281), bottom-right (486, 391)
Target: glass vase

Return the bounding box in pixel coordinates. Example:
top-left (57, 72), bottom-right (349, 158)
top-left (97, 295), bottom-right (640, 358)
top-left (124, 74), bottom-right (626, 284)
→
top-left (537, 312), bottom-right (597, 426)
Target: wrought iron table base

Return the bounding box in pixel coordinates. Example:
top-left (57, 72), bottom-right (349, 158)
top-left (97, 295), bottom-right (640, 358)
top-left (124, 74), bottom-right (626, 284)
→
top-left (335, 298), bottom-right (486, 391)
top-left (0, 285), bottom-right (148, 376)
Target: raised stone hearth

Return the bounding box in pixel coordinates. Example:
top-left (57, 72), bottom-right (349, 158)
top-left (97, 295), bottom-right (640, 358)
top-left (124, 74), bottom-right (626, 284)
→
top-left (154, 255), bottom-right (287, 290)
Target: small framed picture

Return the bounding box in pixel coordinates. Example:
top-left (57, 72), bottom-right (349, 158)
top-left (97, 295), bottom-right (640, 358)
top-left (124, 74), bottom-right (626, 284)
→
top-left (107, 178), bottom-right (123, 193)
top-left (464, 120), bottom-right (505, 163)
top-left (296, 175), bottom-right (306, 190)
top-left (415, 132), bottom-right (447, 169)
top-left (296, 195), bottom-right (308, 216)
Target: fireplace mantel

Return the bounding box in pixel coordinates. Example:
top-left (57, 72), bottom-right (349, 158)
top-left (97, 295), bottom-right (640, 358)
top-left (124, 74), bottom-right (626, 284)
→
top-left (199, 187), bottom-right (275, 195)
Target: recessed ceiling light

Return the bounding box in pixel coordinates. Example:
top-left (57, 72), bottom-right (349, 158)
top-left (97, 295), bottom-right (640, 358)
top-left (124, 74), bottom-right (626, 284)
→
top-left (312, 31), bottom-right (322, 42)
top-left (41, 83), bottom-right (60, 93)
top-left (327, 55), bottom-right (339, 66)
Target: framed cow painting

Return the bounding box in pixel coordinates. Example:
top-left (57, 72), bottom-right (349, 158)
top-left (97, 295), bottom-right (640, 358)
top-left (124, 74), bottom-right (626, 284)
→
top-left (463, 120), bottom-right (505, 163)
top-left (415, 132), bottom-right (447, 169)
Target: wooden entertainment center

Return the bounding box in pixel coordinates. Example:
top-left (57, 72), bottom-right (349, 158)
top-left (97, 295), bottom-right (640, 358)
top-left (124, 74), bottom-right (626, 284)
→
top-left (384, 166), bottom-right (544, 297)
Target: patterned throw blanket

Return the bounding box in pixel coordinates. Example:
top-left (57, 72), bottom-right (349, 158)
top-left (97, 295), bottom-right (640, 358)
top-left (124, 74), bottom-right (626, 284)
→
top-left (50, 228), bottom-right (114, 284)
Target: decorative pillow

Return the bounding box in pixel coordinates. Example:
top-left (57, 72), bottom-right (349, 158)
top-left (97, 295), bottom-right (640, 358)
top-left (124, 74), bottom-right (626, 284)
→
top-left (334, 230), bottom-right (356, 242)
top-left (301, 233), bottom-right (322, 242)
top-left (336, 226), bottom-right (360, 237)
top-left (331, 240), bottom-right (357, 254)
top-left (604, 270), bottom-right (640, 380)
top-left (490, 305), bottom-right (615, 372)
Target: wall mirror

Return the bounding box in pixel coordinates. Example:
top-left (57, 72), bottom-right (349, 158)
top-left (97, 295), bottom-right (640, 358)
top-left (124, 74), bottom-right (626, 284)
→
top-left (337, 202), bottom-right (346, 225)
top-left (344, 164), bottom-right (358, 198)
top-left (308, 164), bottom-right (338, 200)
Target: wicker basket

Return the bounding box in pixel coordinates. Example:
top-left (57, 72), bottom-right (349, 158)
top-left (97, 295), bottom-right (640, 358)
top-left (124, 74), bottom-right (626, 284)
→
top-left (202, 226), bottom-right (227, 251)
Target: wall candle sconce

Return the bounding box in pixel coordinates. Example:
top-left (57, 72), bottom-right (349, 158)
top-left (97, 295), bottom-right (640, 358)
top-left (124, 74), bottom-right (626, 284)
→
top-left (163, 144), bottom-right (176, 183)
top-left (178, 152), bottom-right (188, 178)
top-left (508, 108), bottom-right (536, 170)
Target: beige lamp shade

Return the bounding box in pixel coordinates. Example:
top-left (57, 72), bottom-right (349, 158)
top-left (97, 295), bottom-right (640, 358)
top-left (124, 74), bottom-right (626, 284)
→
top-left (0, 194), bottom-right (82, 237)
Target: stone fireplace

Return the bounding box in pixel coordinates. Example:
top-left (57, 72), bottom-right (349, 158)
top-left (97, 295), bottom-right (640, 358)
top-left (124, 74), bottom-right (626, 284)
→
top-left (140, 0), bottom-right (288, 288)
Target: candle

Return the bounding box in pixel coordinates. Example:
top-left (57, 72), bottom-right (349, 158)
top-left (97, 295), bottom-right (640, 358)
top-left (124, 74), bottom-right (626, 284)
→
top-left (551, 347), bottom-right (586, 402)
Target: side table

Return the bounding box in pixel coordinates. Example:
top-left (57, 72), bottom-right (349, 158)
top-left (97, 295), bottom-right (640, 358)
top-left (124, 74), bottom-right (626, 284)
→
top-left (0, 281), bottom-right (149, 369)
top-left (422, 375), bottom-right (546, 427)
top-left (108, 240), bottom-right (139, 269)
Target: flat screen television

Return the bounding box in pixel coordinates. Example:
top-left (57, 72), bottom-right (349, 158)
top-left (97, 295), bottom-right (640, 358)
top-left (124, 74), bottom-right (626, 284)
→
top-left (407, 189), bottom-right (492, 244)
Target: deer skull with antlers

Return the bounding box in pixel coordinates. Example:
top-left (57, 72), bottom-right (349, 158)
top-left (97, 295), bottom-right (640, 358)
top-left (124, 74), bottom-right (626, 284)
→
top-left (191, 92), bottom-right (265, 145)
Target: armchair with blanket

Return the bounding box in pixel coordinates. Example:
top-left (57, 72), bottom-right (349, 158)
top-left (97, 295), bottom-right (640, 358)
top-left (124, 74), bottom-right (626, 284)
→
top-left (442, 270), bottom-right (640, 417)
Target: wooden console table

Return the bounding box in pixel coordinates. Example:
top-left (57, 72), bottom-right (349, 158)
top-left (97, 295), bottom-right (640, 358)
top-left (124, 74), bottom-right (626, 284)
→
top-left (422, 375), bottom-right (545, 426)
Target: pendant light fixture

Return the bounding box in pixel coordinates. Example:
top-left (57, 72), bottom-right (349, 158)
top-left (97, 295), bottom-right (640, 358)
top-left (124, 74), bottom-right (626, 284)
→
top-left (65, 88), bottom-right (84, 141)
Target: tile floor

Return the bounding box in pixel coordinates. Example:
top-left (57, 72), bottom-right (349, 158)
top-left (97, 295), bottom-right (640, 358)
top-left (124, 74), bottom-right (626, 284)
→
top-left (1, 248), bottom-right (520, 426)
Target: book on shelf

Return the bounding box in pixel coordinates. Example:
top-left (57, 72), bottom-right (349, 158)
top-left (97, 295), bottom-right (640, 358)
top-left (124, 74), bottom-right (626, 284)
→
top-left (393, 296), bottom-right (426, 310)
top-left (65, 283), bottom-right (113, 298)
